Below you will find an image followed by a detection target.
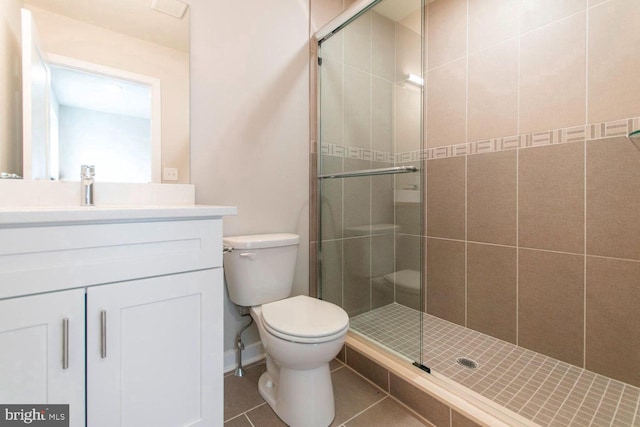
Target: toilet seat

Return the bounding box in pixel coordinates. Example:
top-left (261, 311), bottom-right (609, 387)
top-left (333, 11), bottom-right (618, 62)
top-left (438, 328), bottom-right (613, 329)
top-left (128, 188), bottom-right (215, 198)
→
top-left (260, 295), bottom-right (349, 344)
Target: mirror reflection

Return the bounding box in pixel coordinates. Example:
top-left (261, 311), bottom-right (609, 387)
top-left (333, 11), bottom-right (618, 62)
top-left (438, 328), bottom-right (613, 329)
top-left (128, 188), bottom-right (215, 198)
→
top-left (52, 64), bottom-right (154, 183)
top-left (0, 0), bottom-right (190, 183)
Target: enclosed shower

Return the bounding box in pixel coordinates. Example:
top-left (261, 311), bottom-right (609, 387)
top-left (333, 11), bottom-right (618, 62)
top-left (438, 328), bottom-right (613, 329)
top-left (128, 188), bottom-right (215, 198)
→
top-left (315, 0), bottom-right (640, 426)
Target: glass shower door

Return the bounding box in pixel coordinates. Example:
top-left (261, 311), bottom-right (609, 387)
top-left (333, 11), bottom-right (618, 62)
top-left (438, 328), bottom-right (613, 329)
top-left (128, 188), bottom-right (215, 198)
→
top-left (317, 0), bottom-right (425, 367)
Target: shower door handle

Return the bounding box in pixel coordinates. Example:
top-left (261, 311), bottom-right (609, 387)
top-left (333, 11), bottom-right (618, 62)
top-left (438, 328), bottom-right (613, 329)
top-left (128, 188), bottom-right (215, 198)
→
top-left (100, 310), bottom-right (107, 359)
top-left (62, 318), bottom-right (69, 369)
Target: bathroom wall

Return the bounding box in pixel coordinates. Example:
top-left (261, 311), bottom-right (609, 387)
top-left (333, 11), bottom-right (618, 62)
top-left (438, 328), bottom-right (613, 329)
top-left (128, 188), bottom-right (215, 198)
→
top-left (27, 6), bottom-right (190, 184)
top-left (0, 0), bottom-right (23, 176)
top-left (189, 0), bottom-right (311, 357)
top-left (415, 0), bottom-right (640, 387)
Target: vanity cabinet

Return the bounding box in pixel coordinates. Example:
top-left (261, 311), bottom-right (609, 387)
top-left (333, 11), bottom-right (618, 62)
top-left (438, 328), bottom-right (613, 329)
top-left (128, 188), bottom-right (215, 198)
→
top-left (0, 206), bottom-right (235, 427)
top-left (0, 289), bottom-right (85, 424)
top-left (87, 269), bottom-right (221, 427)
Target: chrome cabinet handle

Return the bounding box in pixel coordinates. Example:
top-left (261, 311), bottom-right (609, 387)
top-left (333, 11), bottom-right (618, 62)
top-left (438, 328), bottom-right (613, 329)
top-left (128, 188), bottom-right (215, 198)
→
top-left (100, 310), bottom-right (107, 359)
top-left (62, 318), bottom-right (69, 370)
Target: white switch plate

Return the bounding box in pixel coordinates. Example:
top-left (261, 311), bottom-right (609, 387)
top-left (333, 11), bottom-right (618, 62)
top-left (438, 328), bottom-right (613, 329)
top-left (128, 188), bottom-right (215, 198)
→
top-left (163, 168), bottom-right (178, 181)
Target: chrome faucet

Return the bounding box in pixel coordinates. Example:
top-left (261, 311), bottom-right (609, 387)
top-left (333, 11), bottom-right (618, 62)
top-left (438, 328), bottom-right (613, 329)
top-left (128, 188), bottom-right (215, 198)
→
top-left (81, 165), bottom-right (95, 206)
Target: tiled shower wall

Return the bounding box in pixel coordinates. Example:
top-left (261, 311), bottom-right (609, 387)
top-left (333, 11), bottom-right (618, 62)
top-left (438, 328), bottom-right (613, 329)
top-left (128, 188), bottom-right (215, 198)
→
top-left (412, 0), bottom-right (640, 389)
top-left (311, 0), bottom-right (640, 390)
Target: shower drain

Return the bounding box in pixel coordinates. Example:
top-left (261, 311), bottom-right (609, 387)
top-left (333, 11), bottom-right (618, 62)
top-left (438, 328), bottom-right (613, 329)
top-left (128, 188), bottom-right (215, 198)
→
top-left (455, 357), bottom-right (478, 369)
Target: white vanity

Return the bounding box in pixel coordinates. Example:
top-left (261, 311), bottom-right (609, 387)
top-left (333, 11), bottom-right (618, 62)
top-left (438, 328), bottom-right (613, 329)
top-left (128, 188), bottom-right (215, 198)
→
top-left (0, 205), bottom-right (236, 427)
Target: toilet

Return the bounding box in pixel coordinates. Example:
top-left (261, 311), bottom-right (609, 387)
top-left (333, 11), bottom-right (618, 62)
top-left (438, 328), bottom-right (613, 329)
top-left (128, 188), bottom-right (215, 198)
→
top-left (223, 233), bottom-right (349, 427)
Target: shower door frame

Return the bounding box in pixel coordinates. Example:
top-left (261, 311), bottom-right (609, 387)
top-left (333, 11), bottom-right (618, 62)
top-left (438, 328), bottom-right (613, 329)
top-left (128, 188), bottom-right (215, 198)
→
top-left (314, 0), bottom-right (427, 371)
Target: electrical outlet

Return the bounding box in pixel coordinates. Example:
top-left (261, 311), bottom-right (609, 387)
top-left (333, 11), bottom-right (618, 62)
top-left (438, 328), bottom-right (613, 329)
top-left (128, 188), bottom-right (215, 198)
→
top-left (163, 167), bottom-right (178, 181)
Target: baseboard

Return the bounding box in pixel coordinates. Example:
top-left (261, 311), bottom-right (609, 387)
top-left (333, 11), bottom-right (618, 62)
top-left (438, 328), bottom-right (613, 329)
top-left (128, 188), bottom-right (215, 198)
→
top-left (223, 341), bottom-right (266, 373)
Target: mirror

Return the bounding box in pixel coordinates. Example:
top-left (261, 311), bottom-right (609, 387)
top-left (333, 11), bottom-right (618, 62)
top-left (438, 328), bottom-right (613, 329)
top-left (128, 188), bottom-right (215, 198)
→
top-left (0, 0), bottom-right (190, 183)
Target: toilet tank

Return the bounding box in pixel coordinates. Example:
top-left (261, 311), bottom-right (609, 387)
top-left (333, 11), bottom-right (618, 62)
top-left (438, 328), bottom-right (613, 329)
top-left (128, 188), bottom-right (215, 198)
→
top-left (223, 233), bottom-right (300, 307)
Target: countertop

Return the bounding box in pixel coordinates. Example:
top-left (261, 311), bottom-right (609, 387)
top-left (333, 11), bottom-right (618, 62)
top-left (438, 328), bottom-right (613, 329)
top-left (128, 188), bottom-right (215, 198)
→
top-left (0, 204), bottom-right (237, 226)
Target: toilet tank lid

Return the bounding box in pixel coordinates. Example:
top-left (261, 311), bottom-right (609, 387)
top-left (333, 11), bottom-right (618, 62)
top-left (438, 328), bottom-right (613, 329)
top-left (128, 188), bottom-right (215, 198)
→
top-left (223, 233), bottom-right (300, 249)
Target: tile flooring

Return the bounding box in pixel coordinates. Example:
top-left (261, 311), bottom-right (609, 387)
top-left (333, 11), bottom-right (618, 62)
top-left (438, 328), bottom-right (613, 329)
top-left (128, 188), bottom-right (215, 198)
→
top-left (350, 303), bottom-right (640, 427)
top-left (224, 359), bottom-right (430, 427)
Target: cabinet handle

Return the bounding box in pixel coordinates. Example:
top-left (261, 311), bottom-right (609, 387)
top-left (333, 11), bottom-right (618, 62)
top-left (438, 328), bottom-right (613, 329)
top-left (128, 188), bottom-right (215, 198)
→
top-left (100, 310), bottom-right (107, 359)
top-left (62, 318), bottom-right (69, 370)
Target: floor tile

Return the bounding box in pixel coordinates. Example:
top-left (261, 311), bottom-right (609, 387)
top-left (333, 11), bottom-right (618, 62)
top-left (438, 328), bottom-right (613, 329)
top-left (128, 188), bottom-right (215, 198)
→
top-left (224, 362), bottom-right (266, 420)
top-left (344, 397), bottom-right (429, 426)
top-left (351, 303), bottom-right (640, 427)
top-left (224, 414), bottom-right (253, 427)
top-left (246, 403), bottom-right (288, 427)
top-left (330, 366), bottom-right (386, 426)
top-left (330, 358), bottom-right (344, 371)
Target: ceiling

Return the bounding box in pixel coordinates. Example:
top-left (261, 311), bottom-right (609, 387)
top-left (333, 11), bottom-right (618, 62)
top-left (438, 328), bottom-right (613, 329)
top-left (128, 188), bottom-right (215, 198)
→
top-left (51, 66), bottom-right (151, 119)
top-left (24, 0), bottom-right (189, 52)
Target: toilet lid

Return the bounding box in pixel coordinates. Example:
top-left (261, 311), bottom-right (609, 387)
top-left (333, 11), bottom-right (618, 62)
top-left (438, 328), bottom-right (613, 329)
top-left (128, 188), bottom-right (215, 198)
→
top-left (261, 295), bottom-right (349, 339)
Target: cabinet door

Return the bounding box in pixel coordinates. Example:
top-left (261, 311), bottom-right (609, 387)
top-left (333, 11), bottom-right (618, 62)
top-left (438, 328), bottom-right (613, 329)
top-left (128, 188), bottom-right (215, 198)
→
top-left (87, 269), bottom-right (222, 427)
top-left (0, 289), bottom-right (85, 427)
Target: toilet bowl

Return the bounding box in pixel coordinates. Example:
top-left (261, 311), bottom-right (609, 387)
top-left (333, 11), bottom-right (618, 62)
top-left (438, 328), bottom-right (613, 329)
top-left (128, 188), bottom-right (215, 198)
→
top-left (223, 234), bottom-right (349, 427)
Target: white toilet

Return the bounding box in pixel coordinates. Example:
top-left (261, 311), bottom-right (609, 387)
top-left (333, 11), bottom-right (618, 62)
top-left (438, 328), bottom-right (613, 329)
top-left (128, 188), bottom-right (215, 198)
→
top-left (223, 233), bottom-right (349, 427)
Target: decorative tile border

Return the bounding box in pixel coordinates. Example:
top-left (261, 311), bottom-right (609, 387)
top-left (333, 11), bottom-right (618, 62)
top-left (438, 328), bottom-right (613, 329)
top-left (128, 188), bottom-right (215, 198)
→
top-left (319, 117), bottom-right (640, 163)
top-left (320, 143), bottom-right (395, 163)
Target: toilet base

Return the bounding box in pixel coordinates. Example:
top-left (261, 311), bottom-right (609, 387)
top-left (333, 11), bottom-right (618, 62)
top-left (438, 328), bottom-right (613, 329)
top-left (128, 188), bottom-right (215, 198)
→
top-left (258, 362), bottom-right (335, 427)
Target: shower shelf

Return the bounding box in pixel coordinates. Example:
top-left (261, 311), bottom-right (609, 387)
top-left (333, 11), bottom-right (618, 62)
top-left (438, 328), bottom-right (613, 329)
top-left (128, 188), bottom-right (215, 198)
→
top-left (317, 165), bottom-right (418, 180)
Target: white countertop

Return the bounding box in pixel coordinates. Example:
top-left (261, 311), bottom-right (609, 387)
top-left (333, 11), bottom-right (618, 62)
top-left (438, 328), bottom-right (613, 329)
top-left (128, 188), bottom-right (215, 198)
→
top-left (0, 204), bottom-right (237, 226)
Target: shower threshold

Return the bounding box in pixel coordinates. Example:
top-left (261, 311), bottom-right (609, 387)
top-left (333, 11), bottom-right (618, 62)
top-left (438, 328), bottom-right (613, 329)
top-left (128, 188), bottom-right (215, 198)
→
top-left (350, 303), bottom-right (640, 427)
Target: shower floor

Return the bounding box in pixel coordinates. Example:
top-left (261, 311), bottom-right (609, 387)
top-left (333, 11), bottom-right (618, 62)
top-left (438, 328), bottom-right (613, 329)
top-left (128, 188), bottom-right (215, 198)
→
top-left (350, 303), bottom-right (640, 427)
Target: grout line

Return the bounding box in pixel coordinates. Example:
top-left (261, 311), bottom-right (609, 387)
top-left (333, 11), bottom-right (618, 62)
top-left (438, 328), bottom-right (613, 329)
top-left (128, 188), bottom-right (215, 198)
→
top-left (368, 8), bottom-right (373, 313)
top-left (629, 388), bottom-right (640, 427)
top-left (331, 364), bottom-right (345, 373)
top-left (223, 402), bottom-right (267, 424)
top-left (418, 237), bottom-right (640, 264)
top-left (340, 396), bottom-right (388, 426)
top-left (464, 156), bottom-right (468, 328)
top-left (586, 379), bottom-right (610, 426)
top-left (530, 362), bottom-right (573, 420)
top-left (608, 383), bottom-right (626, 427)
top-left (546, 368), bottom-right (590, 426)
top-left (566, 373), bottom-right (599, 426)
top-left (583, 2), bottom-right (589, 372)
top-left (515, 144), bottom-right (520, 346)
top-left (244, 414), bottom-right (256, 427)
top-left (517, 359), bottom-right (561, 414)
top-left (353, 304), bottom-right (640, 426)
top-left (515, 0), bottom-right (521, 348)
top-left (465, 345), bottom-right (519, 390)
top-left (340, 16), bottom-right (346, 311)
top-left (223, 413), bottom-right (246, 424)
top-left (463, 0), bottom-right (469, 330)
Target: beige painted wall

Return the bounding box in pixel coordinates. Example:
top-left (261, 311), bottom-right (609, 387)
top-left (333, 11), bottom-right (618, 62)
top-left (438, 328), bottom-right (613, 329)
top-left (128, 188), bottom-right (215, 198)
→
top-left (0, 0), bottom-right (23, 176)
top-left (188, 0), bottom-right (311, 354)
top-left (27, 6), bottom-right (190, 183)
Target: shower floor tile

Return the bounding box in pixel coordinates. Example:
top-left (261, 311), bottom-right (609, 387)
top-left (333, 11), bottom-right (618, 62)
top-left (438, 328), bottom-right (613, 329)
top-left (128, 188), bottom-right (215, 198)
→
top-left (350, 303), bottom-right (640, 427)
